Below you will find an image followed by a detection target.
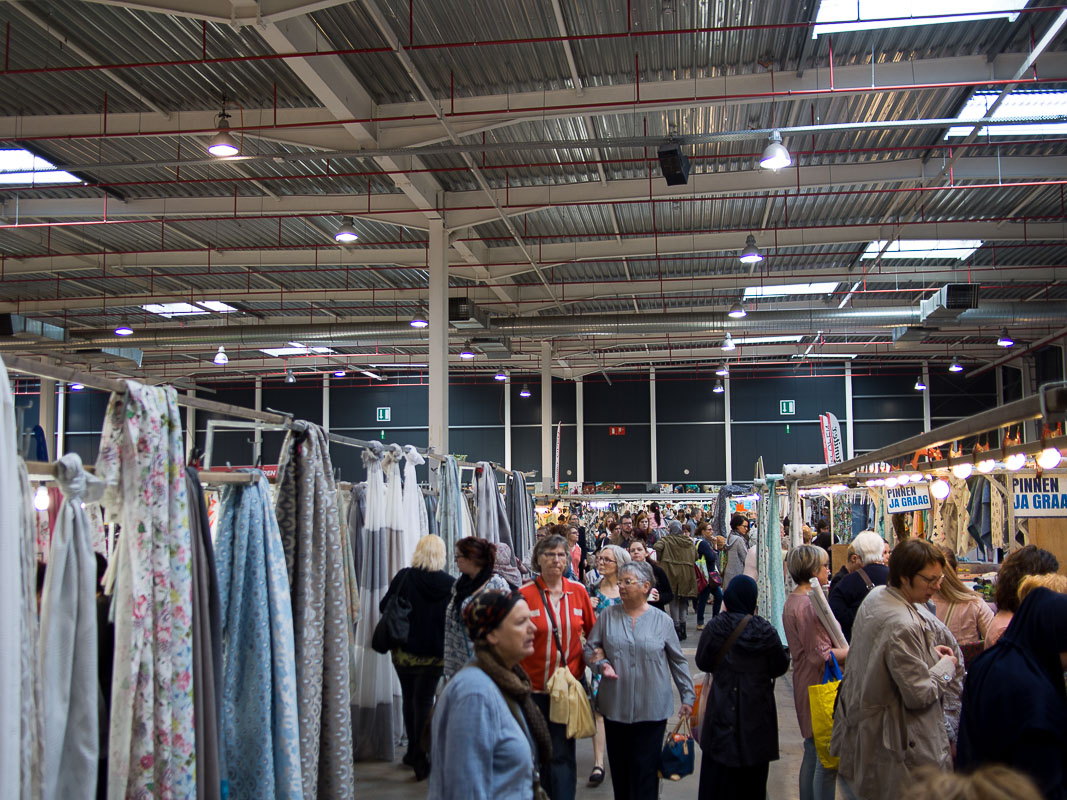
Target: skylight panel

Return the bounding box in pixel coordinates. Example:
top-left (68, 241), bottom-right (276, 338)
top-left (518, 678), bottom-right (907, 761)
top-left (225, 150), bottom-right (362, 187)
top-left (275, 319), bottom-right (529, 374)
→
top-left (862, 240), bottom-right (982, 260)
top-left (743, 282), bottom-right (839, 299)
top-left (812, 0), bottom-right (1026, 38)
top-left (142, 302), bottom-right (209, 318)
top-left (945, 91), bottom-right (1067, 137)
top-left (259, 343), bottom-right (335, 357)
top-left (197, 301), bottom-right (237, 313)
top-left (732, 335), bottom-right (805, 345)
top-left (0, 149), bottom-right (81, 186)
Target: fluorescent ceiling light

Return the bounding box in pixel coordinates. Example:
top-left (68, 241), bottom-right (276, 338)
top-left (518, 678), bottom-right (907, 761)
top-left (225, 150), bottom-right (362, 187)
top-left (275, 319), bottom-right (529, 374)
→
top-left (371, 363), bottom-right (428, 368)
top-left (0, 149), bottom-right (80, 186)
top-left (142, 302), bottom-right (208, 317)
top-left (792, 353), bottom-right (858, 359)
top-left (946, 90), bottom-right (1067, 137)
top-left (812, 0), bottom-right (1025, 38)
top-left (260, 342), bottom-right (335, 357)
top-left (743, 282), bottom-right (839, 299)
top-left (861, 240), bottom-right (982, 260)
top-left (360, 370), bottom-right (383, 381)
top-left (197, 300), bottom-right (237, 313)
top-left (732, 335), bottom-right (804, 345)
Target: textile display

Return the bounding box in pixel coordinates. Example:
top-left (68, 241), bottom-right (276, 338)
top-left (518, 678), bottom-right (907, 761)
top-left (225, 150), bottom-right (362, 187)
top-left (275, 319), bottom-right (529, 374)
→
top-left (215, 471), bottom-right (304, 800)
top-left (401, 445), bottom-right (429, 564)
top-left (437, 455), bottom-right (464, 576)
top-left (756, 478), bottom-right (788, 644)
top-left (348, 483), bottom-right (366, 594)
top-left (474, 460), bottom-right (513, 549)
top-left (350, 444), bottom-right (403, 761)
top-left (18, 460), bottom-right (43, 800)
top-left (96, 380), bottom-right (196, 800)
top-left (275, 422), bottom-right (355, 800)
top-left (335, 486), bottom-right (361, 633)
top-left (185, 467), bottom-right (224, 800)
top-left (990, 481), bottom-right (1006, 550)
top-left (711, 483), bottom-right (752, 539)
top-left (381, 444), bottom-right (408, 587)
top-left (39, 452), bottom-right (102, 800)
top-left (505, 470), bottom-right (535, 565)
top-left (831, 495), bottom-right (852, 546)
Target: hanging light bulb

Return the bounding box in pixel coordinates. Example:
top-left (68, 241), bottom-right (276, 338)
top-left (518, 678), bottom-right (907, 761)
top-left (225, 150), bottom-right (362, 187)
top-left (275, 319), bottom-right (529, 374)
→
top-left (914, 375), bottom-right (927, 391)
top-left (738, 234), bottom-right (763, 264)
top-left (213, 346), bottom-right (228, 366)
top-left (885, 475), bottom-right (899, 488)
top-left (997, 328), bottom-right (1014, 348)
top-left (910, 473), bottom-right (924, 483)
top-left (34, 484), bottom-right (50, 511)
top-left (715, 362), bottom-right (729, 376)
top-left (519, 384), bottom-right (531, 398)
top-left (1037, 447), bottom-right (1063, 470)
top-left (722, 333), bottom-right (736, 351)
top-left (976, 458), bottom-right (996, 474)
top-left (285, 368), bottom-right (296, 384)
top-left (114, 317), bottom-right (134, 336)
top-left (494, 370), bottom-right (508, 381)
top-left (952, 462), bottom-right (973, 480)
top-left (727, 300), bottom-right (747, 318)
top-left (409, 308), bottom-right (429, 328)
top-left (459, 341), bottom-right (476, 359)
top-left (334, 216), bottom-right (359, 243)
top-left (897, 473), bottom-right (911, 485)
top-left (70, 383), bottom-right (85, 392)
top-left (712, 379), bottom-right (724, 393)
top-left (1005, 452), bottom-right (1027, 471)
top-left (759, 131), bottom-right (792, 171)
top-left (873, 479), bottom-right (885, 486)
top-left (207, 110), bottom-right (240, 157)
top-left (949, 357), bottom-right (963, 373)
top-left (930, 479), bottom-right (951, 500)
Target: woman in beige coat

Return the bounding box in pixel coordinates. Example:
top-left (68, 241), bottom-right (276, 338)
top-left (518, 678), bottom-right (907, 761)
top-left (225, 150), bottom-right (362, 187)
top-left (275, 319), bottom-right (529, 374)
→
top-left (830, 539), bottom-right (961, 800)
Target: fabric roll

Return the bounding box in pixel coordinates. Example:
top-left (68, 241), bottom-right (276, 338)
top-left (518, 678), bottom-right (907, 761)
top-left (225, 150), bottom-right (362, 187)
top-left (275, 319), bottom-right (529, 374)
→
top-left (96, 380), bottom-right (196, 800)
top-left (436, 456), bottom-right (464, 577)
top-left (39, 453), bottom-right (102, 800)
top-left (275, 423), bottom-right (355, 800)
top-left (401, 445), bottom-right (429, 562)
top-left (505, 471), bottom-right (535, 566)
top-left (215, 471), bottom-right (304, 800)
top-left (756, 477), bottom-right (788, 645)
top-left (351, 444), bottom-right (402, 761)
top-left (474, 461), bottom-right (513, 549)
top-left (185, 468), bottom-right (223, 800)
top-left (17, 460), bottom-right (43, 800)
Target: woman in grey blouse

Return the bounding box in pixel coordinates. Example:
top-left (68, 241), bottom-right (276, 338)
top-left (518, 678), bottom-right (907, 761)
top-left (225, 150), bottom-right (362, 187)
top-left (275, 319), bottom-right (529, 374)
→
top-left (584, 561), bottom-right (696, 800)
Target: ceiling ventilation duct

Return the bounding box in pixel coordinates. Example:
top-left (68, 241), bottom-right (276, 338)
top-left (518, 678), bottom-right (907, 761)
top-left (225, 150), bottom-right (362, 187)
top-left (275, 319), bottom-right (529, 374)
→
top-left (448, 298), bottom-right (490, 329)
top-left (892, 326), bottom-right (929, 349)
top-left (920, 284), bottom-right (981, 324)
top-left (469, 337), bottom-right (513, 357)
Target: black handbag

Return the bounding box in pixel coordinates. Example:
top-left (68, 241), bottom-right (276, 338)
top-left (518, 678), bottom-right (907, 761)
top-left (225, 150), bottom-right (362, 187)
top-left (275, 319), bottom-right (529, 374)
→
top-left (372, 569), bottom-right (413, 654)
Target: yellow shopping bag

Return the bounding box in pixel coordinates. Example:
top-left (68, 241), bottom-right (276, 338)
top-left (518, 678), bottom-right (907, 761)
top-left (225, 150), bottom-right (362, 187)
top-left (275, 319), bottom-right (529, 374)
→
top-left (807, 654), bottom-right (842, 770)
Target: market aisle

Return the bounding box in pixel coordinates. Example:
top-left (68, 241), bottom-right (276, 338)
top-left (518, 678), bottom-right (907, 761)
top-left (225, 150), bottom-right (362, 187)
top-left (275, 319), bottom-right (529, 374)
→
top-left (354, 608), bottom-right (805, 800)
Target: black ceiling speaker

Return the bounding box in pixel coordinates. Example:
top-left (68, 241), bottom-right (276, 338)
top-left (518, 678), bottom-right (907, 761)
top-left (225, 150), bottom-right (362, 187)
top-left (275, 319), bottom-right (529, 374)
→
top-left (657, 142), bottom-right (690, 186)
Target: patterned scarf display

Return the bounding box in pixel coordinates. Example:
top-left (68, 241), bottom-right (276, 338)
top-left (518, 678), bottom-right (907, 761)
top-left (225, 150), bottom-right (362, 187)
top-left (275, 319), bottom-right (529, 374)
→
top-left (275, 422), bottom-right (355, 799)
top-left (756, 477), bottom-right (788, 645)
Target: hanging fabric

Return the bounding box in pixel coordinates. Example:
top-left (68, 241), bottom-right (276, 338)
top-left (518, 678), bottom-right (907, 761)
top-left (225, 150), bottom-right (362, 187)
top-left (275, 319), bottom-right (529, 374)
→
top-left (506, 470), bottom-right (535, 566)
top-left (39, 452), bottom-right (102, 800)
top-left (756, 478), bottom-right (788, 645)
top-left (348, 483), bottom-right (366, 591)
top-left (711, 483), bottom-right (752, 539)
top-left (17, 460), bottom-right (43, 800)
top-left (95, 380), bottom-right (196, 800)
top-left (382, 444), bottom-right (408, 581)
top-left (335, 485), bottom-right (360, 641)
top-left (351, 443), bottom-right (402, 761)
top-left (215, 471), bottom-right (304, 800)
top-left (474, 460), bottom-right (513, 549)
top-left (275, 422), bottom-right (355, 800)
top-left (185, 467), bottom-right (225, 800)
top-left (437, 455), bottom-right (464, 576)
top-left (401, 445), bottom-right (429, 565)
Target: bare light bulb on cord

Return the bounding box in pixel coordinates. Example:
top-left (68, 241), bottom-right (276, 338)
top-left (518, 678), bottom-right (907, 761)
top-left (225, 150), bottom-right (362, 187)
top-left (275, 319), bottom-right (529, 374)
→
top-left (897, 473), bottom-right (911, 485)
top-left (34, 484), bottom-right (50, 511)
top-left (976, 458), bottom-right (996, 473)
top-left (885, 476), bottom-right (899, 488)
top-left (1005, 452), bottom-right (1027, 471)
top-left (930, 479), bottom-right (951, 500)
top-left (1037, 447), bottom-right (1063, 470)
top-left (952, 462), bottom-right (973, 480)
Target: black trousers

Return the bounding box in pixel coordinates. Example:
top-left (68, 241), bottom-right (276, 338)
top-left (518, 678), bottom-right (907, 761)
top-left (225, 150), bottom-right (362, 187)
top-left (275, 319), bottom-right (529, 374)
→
top-left (698, 752), bottom-right (770, 800)
top-left (394, 664), bottom-right (442, 765)
top-left (603, 717), bottom-right (667, 800)
top-left (694, 582), bottom-right (723, 623)
top-left (532, 692), bottom-right (578, 800)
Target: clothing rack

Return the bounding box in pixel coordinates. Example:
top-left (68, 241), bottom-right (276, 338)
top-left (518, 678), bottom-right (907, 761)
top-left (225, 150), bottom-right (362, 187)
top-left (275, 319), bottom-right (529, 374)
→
top-left (24, 459), bottom-right (257, 485)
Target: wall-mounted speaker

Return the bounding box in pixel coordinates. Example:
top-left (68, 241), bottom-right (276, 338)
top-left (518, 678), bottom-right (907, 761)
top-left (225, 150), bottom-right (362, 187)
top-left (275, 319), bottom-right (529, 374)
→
top-left (657, 143), bottom-right (690, 186)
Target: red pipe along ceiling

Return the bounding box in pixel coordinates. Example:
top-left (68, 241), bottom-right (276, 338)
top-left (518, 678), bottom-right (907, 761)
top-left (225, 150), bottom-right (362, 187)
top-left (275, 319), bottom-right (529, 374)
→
top-left (9, 137), bottom-right (1067, 194)
top-left (2, 182), bottom-right (1067, 235)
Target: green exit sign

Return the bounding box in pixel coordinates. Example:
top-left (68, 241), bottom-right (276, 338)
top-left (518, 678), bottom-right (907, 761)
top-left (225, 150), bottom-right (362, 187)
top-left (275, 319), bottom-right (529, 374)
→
top-left (376, 407), bottom-right (391, 422)
top-left (780, 400), bottom-right (795, 415)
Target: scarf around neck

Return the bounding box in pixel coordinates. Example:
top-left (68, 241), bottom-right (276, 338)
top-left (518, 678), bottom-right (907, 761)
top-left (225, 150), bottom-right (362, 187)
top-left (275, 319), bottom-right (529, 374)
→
top-left (473, 645), bottom-right (553, 765)
top-left (453, 563), bottom-right (494, 622)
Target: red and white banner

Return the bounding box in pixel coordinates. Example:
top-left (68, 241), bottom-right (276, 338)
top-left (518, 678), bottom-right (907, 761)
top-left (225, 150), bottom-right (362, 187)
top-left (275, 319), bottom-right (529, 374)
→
top-left (819, 412), bottom-right (844, 465)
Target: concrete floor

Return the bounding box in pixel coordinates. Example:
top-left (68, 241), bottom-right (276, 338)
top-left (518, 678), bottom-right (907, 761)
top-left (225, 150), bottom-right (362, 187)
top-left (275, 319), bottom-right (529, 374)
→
top-left (355, 609), bottom-right (806, 800)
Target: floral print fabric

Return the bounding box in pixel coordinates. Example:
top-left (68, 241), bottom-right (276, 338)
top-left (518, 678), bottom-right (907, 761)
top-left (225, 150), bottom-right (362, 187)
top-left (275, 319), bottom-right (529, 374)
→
top-left (96, 381), bottom-right (196, 800)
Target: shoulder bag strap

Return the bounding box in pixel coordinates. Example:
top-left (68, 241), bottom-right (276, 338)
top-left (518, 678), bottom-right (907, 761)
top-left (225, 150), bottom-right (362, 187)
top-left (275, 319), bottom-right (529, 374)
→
top-left (856, 567), bottom-right (875, 591)
top-left (942, 601), bottom-right (957, 627)
top-left (709, 614), bottom-right (753, 671)
top-left (535, 578), bottom-right (567, 668)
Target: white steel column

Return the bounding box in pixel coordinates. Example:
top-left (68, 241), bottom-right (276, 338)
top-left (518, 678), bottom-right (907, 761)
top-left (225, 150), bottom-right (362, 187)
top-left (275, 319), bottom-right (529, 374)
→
top-left (504, 372), bottom-right (512, 471)
top-left (845, 361), bottom-right (855, 460)
top-left (922, 362), bottom-right (932, 432)
top-left (322, 374), bottom-right (331, 434)
top-left (575, 377), bottom-right (585, 485)
top-left (649, 367), bottom-right (658, 484)
top-left (40, 377), bottom-right (56, 460)
top-left (428, 219), bottom-right (449, 458)
top-left (724, 372), bottom-right (733, 484)
top-left (541, 341), bottom-right (553, 490)
top-left (56, 382), bottom-right (66, 457)
top-left (254, 377), bottom-right (263, 465)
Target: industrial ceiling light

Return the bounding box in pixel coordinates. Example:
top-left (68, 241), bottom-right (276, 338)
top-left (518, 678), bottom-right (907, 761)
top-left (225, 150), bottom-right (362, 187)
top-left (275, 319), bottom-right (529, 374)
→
top-left (459, 341), bottom-right (476, 359)
top-left (722, 332), bottom-right (736, 351)
top-left (1037, 447), bottom-right (1063, 470)
top-left (759, 130), bottom-right (792, 171)
top-left (914, 375), bottom-right (927, 391)
top-left (738, 234), bottom-right (763, 265)
top-left (662, 0), bottom-right (675, 15)
top-left (207, 111), bottom-right (240, 157)
top-left (949, 357), bottom-right (963, 373)
top-left (409, 308), bottom-right (429, 328)
top-left (727, 300), bottom-right (747, 319)
top-left (715, 362), bottom-right (729, 376)
top-left (519, 384), bottom-right (531, 398)
top-left (334, 216), bottom-right (359, 243)
top-left (333, 370), bottom-right (345, 378)
top-left (70, 383), bottom-right (85, 391)
top-left (213, 346), bottom-right (228, 366)
top-left (712, 379), bottom-right (724, 394)
top-left (997, 328), bottom-right (1014, 348)
top-left (285, 368), bottom-right (296, 384)
top-left (114, 317), bottom-right (134, 336)
top-left (494, 370), bottom-right (508, 381)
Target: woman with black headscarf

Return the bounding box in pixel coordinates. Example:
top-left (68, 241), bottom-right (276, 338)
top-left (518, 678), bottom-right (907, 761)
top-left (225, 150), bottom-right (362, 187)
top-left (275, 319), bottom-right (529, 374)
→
top-left (443, 537), bottom-right (512, 680)
top-left (694, 575), bottom-right (791, 800)
top-left (957, 587), bottom-right (1067, 799)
